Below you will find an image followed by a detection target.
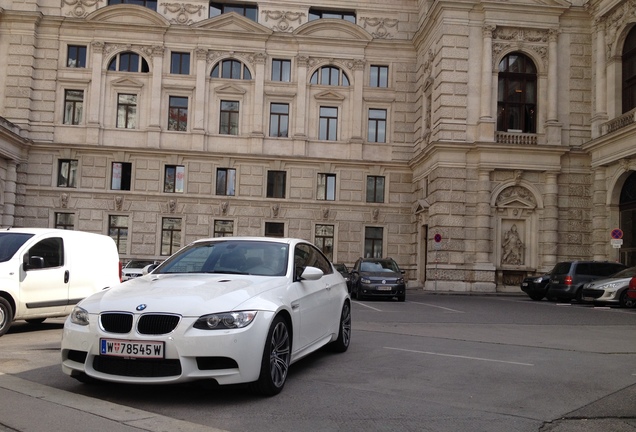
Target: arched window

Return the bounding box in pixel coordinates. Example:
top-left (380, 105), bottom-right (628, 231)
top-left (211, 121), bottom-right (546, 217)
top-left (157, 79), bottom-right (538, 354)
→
top-left (310, 66), bottom-right (350, 86)
top-left (622, 26), bottom-right (636, 113)
top-left (211, 59), bottom-right (252, 80)
top-left (620, 172), bottom-right (636, 266)
top-left (107, 51), bottom-right (150, 73)
top-left (497, 53), bottom-right (537, 133)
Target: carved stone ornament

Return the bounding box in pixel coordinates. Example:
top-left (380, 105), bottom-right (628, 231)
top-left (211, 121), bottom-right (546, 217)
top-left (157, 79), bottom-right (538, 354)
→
top-left (160, 3), bottom-right (204, 25)
top-left (492, 27), bottom-right (550, 69)
top-left (372, 208), bottom-right (379, 221)
top-left (220, 201), bottom-right (228, 215)
top-left (61, 193), bottom-right (69, 209)
top-left (62, 0), bottom-right (102, 18)
top-left (359, 17), bottom-right (398, 39)
top-left (168, 199), bottom-right (176, 213)
top-left (262, 10), bottom-right (305, 32)
top-left (501, 223), bottom-right (525, 266)
top-left (272, 203), bottom-right (280, 217)
top-left (603, 0), bottom-right (636, 59)
top-left (115, 196), bottom-right (123, 211)
top-left (322, 207), bottom-right (330, 219)
top-left (495, 186), bottom-right (537, 208)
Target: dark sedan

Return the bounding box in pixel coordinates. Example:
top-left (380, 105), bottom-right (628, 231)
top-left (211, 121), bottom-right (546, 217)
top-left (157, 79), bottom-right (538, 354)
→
top-left (350, 257), bottom-right (406, 302)
top-left (520, 273), bottom-right (551, 301)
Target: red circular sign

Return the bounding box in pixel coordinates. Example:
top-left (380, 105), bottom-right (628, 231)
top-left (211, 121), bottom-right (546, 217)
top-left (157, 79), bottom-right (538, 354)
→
top-left (611, 229), bottom-right (623, 240)
top-left (434, 233), bottom-right (442, 243)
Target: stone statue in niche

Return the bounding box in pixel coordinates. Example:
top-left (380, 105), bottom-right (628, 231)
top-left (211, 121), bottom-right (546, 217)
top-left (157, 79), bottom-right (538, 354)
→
top-left (502, 224), bottom-right (524, 265)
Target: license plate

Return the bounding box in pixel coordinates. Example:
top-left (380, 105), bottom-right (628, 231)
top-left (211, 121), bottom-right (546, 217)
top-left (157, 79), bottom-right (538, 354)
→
top-left (377, 286), bottom-right (393, 291)
top-left (100, 338), bottom-right (164, 359)
top-left (522, 282), bottom-right (528, 287)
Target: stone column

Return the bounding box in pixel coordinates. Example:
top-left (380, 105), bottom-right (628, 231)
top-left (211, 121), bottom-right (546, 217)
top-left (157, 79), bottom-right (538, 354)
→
top-left (193, 48), bottom-right (207, 132)
top-left (88, 41), bottom-right (104, 126)
top-left (592, 18), bottom-right (607, 139)
top-left (546, 30), bottom-right (559, 123)
top-left (294, 55), bottom-right (308, 138)
top-left (480, 25), bottom-right (495, 119)
top-left (476, 169), bottom-right (492, 264)
top-left (351, 59), bottom-right (365, 140)
top-left (251, 52), bottom-right (267, 135)
top-left (2, 161), bottom-right (17, 227)
top-left (542, 172), bottom-right (558, 269)
top-left (149, 46), bottom-right (164, 130)
top-left (591, 167), bottom-right (608, 260)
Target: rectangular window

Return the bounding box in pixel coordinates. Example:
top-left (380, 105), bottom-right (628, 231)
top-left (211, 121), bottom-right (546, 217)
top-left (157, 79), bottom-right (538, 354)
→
top-left (265, 222), bottom-right (285, 238)
top-left (108, 0), bottom-right (157, 11)
top-left (267, 170), bottom-right (286, 198)
top-left (364, 227), bottom-right (384, 258)
top-left (168, 96), bottom-right (188, 131)
top-left (216, 168), bottom-right (236, 196)
top-left (116, 93), bottom-right (137, 129)
top-left (214, 220), bottom-right (234, 237)
top-left (161, 217), bottom-right (182, 256)
top-left (109, 215), bottom-right (128, 254)
top-left (67, 45), bottom-right (87, 68)
top-left (220, 100), bottom-right (239, 135)
top-left (308, 8), bottom-right (355, 23)
top-left (164, 165), bottom-right (185, 193)
top-left (315, 224), bottom-right (334, 261)
top-left (170, 52), bottom-right (190, 75)
top-left (368, 109), bottom-right (387, 143)
top-left (319, 106), bottom-right (338, 141)
top-left (366, 176), bottom-right (385, 203)
top-left (317, 173), bottom-right (336, 201)
top-left (271, 59), bottom-right (291, 82)
top-left (57, 159), bottom-right (78, 188)
top-left (63, 90), bottom-right (83, 125)
top-left (370, 65), bottom-right (389, 88)
top-left (111, 162), bottom-right (132, 191)
top-left (269, 103), bottom-right (289, 137)
top-left (55, 212), bottom-right (74, 230)
top-left (210, 2), bottom-right (257, 21)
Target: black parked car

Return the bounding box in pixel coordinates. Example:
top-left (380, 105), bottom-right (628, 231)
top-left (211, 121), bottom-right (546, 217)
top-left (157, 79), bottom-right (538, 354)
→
top-left (546, 260), bottom-right (627, 302)
top-left (520, 273), bottom-right (552, 301)
top-left (333, 263), bottom-right (352, 292)
top-left (350, 257), bottom-right (406, 302)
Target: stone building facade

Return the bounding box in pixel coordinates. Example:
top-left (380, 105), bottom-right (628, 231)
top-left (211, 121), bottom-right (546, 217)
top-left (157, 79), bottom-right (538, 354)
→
top-left (0, 0), bottom-right (634, 292)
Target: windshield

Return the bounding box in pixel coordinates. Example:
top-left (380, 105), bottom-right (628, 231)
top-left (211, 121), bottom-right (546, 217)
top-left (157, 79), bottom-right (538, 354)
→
top-left (609, 266), bottom-right (636, 278)
top-left (155, 240), bottom-right (289, 277)
top-left (0, 232), bottom-right (34, 263)
top-left (360, 260), bottom-right (400, 273)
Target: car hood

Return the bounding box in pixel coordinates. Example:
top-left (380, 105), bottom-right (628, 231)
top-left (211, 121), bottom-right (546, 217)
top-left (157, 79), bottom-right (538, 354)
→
top-left (361, 272), bottom-right (401, 279)
top-left (78, 273), bottom-right (287, 316)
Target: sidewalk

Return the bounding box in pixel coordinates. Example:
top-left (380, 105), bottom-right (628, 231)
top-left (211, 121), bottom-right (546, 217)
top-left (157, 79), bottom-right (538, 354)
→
top-left (0, 373), bottom-right (227, 432)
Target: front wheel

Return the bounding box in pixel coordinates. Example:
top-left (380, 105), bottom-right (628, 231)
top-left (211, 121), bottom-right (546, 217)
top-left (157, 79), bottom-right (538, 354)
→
top-left (620, 290), bottom-right (636, 308)
top-left (251, 315), bottom-right (291, 396)
top-left (528, 293), bottom-right (545, 301)
top-left (329, 301), bottom-right (351, 353)
top-left (0, 297), bottom-right (13, 337)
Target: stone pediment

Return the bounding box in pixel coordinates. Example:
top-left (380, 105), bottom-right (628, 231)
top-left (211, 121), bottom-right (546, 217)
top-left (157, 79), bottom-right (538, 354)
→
top-left (495, 186), bottom-right (537, 209)
top-left (294, 19), bottom-right (373, 41)
top-left (86, 5), bottom-right (170, 27)
top-left (215, 84), bottom-right (247, 95)
top-left (194, 12), bottom-right (273, 35)
top-left (314, 90), bottom-right (345, 101)
top-left (111, 77), bottom-right (144, 88)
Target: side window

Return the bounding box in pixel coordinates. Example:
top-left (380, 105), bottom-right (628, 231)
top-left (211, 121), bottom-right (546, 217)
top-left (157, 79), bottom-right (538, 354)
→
top-left (28, 237), bottom-right (64, 268)
top-left (575, 263), bottom-right (592, 275)
top-left (294, 243), bottom-right (332, 278)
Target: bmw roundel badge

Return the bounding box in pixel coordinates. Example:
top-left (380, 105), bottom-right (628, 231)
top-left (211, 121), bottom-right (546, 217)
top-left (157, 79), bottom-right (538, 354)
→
top-left (136, 304), bottom-right (147, 311)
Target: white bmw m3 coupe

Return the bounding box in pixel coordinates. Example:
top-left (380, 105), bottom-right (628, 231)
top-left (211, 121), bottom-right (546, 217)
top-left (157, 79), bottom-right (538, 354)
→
top-left (61, 237), bottom-right (351, 396)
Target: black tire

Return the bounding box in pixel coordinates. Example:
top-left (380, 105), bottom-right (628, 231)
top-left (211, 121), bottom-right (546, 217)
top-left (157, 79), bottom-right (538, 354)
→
top-left (620, 290), bottom-right (636, 308)
top-left (251, 315), bottom-right (291, 396)
top-left (26, 318), bottom-right (46, 325)
top-left (397, 294), bottom-right (406, 302)
top-left (528, 293), bottom-right (545, 301)
top-left (0, 298), bottom-right (13, 337)
top-left (329, 301), bottom-right (351, 353)
top-left (356, 285), bottom-right (365, 301)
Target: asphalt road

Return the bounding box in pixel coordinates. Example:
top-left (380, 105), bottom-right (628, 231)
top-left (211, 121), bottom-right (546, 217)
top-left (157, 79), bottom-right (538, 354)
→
top-left (2, 292), bottom-right (636, 432)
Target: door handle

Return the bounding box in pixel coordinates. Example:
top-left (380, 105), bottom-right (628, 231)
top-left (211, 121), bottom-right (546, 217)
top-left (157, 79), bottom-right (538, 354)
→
top-left (64, 270), bottom-right (69, 284)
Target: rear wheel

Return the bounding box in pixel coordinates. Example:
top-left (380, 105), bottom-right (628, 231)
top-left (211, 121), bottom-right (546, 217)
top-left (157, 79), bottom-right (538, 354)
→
top-left (620, 290), bottom-right (636, 308)
top-left (0, 298), bottom-right (13, 337)
top-left (329, 301), bottom-right (351, 353)
top-left (251, 315), bottom-right (291, 396)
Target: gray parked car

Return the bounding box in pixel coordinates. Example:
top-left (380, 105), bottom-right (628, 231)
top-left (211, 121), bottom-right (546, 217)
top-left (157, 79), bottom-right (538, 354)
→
top-left (546, 261), bottom-right (627, 302)
top-left (581, 266), bottom-right (636, 308)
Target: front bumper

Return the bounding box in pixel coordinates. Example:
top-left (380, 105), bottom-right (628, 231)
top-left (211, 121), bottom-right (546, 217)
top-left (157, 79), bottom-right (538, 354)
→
top-left (61, 311), bottom-right (274, 385)
top-left (358, 283), bottom-right (406, 298)
top-left (581, 287), bottom-right (622, 304)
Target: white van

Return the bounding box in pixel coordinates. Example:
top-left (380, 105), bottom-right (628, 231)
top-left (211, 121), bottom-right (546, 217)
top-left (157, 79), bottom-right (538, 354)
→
top-left (0, 228), bottom-right (121, 336)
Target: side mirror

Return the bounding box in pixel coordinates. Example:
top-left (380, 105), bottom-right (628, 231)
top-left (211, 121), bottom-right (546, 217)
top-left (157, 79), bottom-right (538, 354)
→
top-left (142, 263), bottom-right (159, 275)
top-left (23, 255), bottom-right (45, 271)
top-left (300, 266), bottom-right (323, 281)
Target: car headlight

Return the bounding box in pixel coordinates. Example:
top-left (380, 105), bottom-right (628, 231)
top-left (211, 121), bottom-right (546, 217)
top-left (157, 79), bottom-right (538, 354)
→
top-left (70, 306), bottom-right (89, 326)
top-left (597, 282), bottom-right (622, 291)
top-left (397, 278), bottom-right (405, 284)
top-left (194, 311), bottom-right (257, 330)
top-left (533, 277), bottom-right (546, 283)
top-left (361, 277), bottom-right (371, 284)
